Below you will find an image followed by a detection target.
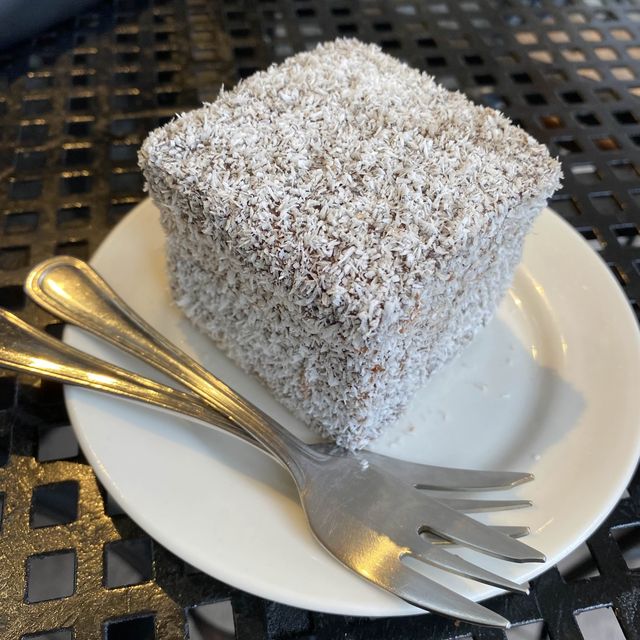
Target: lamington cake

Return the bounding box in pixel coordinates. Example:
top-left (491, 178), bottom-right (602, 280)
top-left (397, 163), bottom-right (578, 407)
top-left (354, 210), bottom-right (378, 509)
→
top-left (139, 38), bottom-right (562, 449)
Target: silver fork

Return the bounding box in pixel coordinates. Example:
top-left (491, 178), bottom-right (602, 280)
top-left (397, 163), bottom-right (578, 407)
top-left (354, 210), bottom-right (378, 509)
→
top-left (0, 309), bottom-right (529, 628)
top-left (24, 257), bottom-right (547, 624)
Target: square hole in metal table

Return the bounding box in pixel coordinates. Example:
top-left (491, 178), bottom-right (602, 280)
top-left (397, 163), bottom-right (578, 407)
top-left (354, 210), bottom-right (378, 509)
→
top-left (26, 550), bottom-right (76, 602)
top-left (0, 246), bottom-right (30, 270)
top-left (55, 240), bottom-right (89, 260)
top-left (187, 601), bottom-right (236, 640)
top-left (612, 224), bottom-right (640, 247)
top-left (14, 151), bottom-right (47, 173)
top-left (575, 607), bottom-right (625, 640)
top-left (0, 286), bottom-right (26, 309)
top-left (104, 538), bottom-right (153, 588)
top-left (10, 179), bottom-right (43, 200)
top-left (38, 424), bottom-right (79, 462)
top-left (31, 481), bottom-right (79, 528)
top-left (57, 205), bottom-right (91, 228)
top-left (104, 615), bottom-right (156, 640)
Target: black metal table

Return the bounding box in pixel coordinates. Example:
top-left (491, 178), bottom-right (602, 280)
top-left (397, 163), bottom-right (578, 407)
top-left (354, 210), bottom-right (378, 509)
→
top-left (1, 1), bottom-right (639, 639)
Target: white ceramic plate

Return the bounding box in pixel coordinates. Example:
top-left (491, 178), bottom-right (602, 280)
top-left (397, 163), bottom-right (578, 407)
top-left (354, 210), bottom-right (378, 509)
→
top-left (64, 199), bottom-right (640, 617)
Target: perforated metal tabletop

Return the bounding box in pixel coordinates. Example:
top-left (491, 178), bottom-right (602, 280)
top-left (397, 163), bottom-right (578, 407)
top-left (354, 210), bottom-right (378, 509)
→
top-left (1, 1), bottom-right (640, 639)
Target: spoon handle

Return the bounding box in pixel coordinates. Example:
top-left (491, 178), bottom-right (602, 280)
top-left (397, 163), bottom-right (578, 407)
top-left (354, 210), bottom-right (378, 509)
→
top-left (0, 307), bottom-right (227, 428)
top-left (26, 256), bottom-right (323, 479)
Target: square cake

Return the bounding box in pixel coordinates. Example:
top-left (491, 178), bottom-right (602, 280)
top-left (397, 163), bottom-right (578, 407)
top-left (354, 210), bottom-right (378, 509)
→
top-left (139, 39), bottom-right (562, 449)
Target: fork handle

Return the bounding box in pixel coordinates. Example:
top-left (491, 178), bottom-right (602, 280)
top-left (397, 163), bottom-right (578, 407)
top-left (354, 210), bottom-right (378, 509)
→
top-left (0, 308), bottom-right (261, 443)
top-left (26, 257), bottom-right (325, 481)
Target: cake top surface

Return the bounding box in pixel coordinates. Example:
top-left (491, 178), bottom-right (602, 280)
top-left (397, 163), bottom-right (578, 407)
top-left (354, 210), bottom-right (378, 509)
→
top-left (140, 39), bottom-right (561, 330)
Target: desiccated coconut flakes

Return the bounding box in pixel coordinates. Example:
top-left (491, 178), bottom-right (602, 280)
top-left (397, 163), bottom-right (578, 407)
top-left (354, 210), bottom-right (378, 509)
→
top-left (140, 38), bottom-right (562, 449)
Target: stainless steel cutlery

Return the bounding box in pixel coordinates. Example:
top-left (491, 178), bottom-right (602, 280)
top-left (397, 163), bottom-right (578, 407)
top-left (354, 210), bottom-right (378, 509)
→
top-left (0, 256), bottom-right (547, 628)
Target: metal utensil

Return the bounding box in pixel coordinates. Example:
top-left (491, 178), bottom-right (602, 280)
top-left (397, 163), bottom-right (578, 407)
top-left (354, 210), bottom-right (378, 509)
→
top-left (0, 308), bottom-right (529, 628)
top-left (25, 257), bottom-right (543, 560)
top-left (25, 256), bottom-right (548, 624)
